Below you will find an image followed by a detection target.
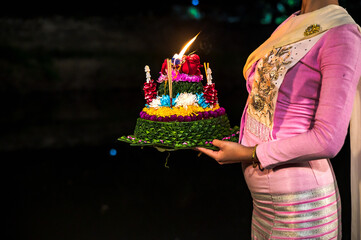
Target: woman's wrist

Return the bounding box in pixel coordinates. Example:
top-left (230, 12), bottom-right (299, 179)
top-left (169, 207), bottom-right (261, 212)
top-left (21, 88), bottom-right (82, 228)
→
top-left (251, 144), bottom-right (257, 166)
top-left (251, 144), bottom-right (264, 171)
top-left (236, 145), bottom-right (257, 164)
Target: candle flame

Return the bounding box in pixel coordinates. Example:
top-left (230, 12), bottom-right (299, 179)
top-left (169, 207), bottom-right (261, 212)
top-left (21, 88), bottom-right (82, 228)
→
top-left (173, 33), bottom-right (200, 61)
top-left (179, 33), bottom-right (199, 58)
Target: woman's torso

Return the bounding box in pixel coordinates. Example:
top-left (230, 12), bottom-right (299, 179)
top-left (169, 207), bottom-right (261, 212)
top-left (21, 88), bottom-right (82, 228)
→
top-left (240, 31), bottom-right (338, 194)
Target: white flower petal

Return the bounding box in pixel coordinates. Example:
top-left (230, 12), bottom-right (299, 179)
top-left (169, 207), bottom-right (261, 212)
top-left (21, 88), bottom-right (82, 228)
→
top-left (148, 96), bottom-right (161, 109)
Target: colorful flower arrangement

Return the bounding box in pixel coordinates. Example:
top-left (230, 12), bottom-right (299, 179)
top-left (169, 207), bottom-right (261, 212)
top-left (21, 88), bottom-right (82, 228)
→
top-left (147, 92), bottom-right (209, 109)
top-left (141, 55), bottom-right (225, 123)
top-left (140, 105), bottom-right (226, 122)
top-left (158, 72), bottom-right (203, 83)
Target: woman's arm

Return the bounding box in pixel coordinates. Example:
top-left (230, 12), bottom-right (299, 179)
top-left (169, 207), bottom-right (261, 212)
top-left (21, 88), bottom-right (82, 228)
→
top-left (257, 24), bottom-right (361, 169)
top-left (196, 139), bottom-right (256, 165)
top-left (197, 25), bottom-right (361, 167)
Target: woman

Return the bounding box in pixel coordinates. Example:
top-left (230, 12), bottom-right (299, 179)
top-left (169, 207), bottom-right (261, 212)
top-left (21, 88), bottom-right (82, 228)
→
top-left (197, 0), bottom-right (361, 239)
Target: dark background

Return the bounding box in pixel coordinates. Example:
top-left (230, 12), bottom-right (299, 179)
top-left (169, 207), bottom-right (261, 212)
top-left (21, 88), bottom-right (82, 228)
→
top-left (2, 1), bottom-right (361, 239)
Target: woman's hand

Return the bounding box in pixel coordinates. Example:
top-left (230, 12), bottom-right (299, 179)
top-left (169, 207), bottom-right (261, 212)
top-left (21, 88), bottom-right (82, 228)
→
top-left (195, 139), bottom-right (255, 165)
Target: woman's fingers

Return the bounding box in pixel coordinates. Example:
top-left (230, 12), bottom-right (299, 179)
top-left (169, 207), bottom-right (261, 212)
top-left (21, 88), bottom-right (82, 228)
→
top-left (212, 139), bottom-right (224, 148)
top-left (195, 139), bottom-right (227, 161)
top-left (195, 147), bottom-right (219, 160)
top-left (197, 140), bottom-right (251, 165)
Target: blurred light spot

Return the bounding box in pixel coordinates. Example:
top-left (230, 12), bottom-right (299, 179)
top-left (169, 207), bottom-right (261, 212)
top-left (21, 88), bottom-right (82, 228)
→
top-left (188, 6), bottom-right (201, 19)
top-left (227, 16), bottom-right (240, 23)
top-left (287, 0), bottom-right (298, 7)
top-left (260, 12), bottom-right (273, 25)
top-left (275, 15), bottom-right (288, 25)
top-left (277, 3), bottom-right (286, 13)
top-left (100, 204), bottom-right (109, 215)
top-left (192, 0), bottom-right (199, 6)
top-left (109, 148), bottom-right (117, 156)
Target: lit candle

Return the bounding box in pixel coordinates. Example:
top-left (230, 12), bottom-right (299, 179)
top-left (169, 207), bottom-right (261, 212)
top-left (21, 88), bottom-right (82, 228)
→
top-left (172, 33), bottom-right (199, 65)
top-left (144, 65), bottom-right (151, 83)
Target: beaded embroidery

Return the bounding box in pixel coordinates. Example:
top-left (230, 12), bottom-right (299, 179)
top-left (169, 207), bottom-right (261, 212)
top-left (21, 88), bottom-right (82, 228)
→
top-left (304, 24), bottom-right (321, 36)
top-left (246, 31), bottom-right (327, 141)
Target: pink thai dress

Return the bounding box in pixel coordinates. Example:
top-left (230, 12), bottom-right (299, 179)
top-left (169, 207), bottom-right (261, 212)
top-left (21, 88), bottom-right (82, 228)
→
top-left (239, 7), bottom-right (361, 239)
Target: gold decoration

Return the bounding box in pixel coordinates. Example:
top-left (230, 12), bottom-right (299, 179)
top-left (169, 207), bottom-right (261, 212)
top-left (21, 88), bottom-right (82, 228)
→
top-left (304, 24), bottom-right (321, 36)
top-left (248, 45), bottom-right (292, 129)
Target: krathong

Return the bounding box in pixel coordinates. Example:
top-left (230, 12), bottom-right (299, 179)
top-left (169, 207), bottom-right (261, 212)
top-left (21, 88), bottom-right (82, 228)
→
top-left (118, 33), bottom-right (239, 154)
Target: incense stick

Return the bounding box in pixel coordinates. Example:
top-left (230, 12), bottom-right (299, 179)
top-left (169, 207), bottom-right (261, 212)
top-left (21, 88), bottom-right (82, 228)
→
top-left (204, 62), bottom-right (208, 83)
top-left (167, 59), bottom-right (173, 107)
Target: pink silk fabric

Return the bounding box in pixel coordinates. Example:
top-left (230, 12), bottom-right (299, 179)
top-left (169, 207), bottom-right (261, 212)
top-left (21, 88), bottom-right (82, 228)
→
top-left (240, 23), bottom-right (361, 194)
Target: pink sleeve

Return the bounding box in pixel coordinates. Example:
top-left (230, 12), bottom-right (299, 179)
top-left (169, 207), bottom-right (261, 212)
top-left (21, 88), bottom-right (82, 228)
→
top-left (256, 24), bottom-right (361, 169)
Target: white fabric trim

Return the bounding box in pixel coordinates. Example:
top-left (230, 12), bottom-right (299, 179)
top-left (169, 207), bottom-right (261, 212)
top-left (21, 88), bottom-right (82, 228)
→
top-left (351, 78), bottom-right (361, 240)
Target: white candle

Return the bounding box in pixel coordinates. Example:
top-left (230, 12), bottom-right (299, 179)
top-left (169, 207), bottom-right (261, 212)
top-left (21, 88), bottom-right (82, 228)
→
top-left (144, 65), bottom-right (151, 83)
top-left (207, 67), bottom-right (213, 85)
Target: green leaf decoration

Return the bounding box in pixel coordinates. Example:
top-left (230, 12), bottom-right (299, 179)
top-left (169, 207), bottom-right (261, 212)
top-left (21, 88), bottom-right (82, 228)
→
top-left (119, 114), bottom-right (240, 151)
top-left (158, 81), bottom-right (204, 96)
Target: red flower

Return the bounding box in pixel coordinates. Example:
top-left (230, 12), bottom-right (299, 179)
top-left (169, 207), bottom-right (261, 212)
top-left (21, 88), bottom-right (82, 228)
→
top-left (144, 80), bottom-right (157, 104)
top-left (203, 83), bottom-right (218, 105)
top-left (181, 54), bottom-right (202, 75)
top-left (160, 59), bottom-right (168, 75)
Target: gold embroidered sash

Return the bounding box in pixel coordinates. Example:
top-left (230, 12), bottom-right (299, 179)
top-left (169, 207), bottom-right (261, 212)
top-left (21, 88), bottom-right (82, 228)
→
top-left (246, 32), bottom-right (327, 141)
top-left (243, 4), bottom-right (360, 141)
top-left (243, 5), bottom-right (359, 81)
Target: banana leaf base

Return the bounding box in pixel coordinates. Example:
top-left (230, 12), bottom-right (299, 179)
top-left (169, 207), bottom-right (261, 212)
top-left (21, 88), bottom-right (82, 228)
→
top-left (118, 115), bottom-right (240, 151)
